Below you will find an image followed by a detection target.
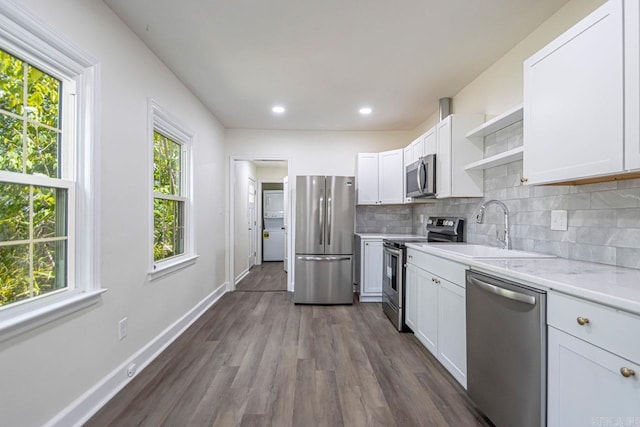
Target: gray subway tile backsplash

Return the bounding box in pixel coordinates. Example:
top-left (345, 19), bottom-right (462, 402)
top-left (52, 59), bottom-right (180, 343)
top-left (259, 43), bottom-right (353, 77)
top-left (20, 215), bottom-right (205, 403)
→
top-left (355, 121), bottom-right (640, 269)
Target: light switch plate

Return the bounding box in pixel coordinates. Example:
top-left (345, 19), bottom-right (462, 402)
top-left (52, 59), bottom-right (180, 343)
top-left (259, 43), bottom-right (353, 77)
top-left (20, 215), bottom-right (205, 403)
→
top-left (550, 210), bottom-right (568, 231)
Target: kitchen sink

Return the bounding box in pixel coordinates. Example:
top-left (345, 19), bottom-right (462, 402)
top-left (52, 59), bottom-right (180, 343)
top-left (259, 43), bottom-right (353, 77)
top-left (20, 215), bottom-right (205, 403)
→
top-left (417, 243), bottom-right (556, 259)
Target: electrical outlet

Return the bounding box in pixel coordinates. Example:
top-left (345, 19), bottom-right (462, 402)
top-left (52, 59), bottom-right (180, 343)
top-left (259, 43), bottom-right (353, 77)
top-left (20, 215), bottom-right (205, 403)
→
top-left (550, 210), bottom-right (568, 231)
top-left (419, 214), bottom-right (425, 223)
top-left (119, 317), bottom-right (128, 340)
top-left (127, 363), bottom-right (136, 378)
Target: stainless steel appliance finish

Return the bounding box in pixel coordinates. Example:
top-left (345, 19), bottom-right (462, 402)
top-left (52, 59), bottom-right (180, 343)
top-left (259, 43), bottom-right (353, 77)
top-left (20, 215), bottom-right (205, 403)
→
top-left (382, 217), bottom-right (464, 331)
top-left (294, 176), bottom-right (355, 304)
top-left (466, 270), bottom-right (547, 427)
top-left (405, 154), bottom-right (436, 198)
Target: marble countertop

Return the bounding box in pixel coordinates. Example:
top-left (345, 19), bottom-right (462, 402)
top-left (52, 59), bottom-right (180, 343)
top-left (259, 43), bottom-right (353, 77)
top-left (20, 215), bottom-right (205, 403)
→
top-left (405, 242), bottom-right (640, 316)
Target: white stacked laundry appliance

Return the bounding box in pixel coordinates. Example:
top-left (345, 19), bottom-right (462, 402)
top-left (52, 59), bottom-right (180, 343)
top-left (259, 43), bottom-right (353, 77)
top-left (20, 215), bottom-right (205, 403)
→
top-left (262, 190), bottom-right (285, 261)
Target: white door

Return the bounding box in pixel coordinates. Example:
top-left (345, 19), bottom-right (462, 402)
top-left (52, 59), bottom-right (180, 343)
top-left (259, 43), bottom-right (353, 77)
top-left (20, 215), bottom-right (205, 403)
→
top-left (283, 176), bottom-right (288, 272)
top-left (362, 240), bottom-right (383, 296)
top-left (356, 153), bottom-right (379, 205)
top-left (248, 178), bottom-right (257, 268)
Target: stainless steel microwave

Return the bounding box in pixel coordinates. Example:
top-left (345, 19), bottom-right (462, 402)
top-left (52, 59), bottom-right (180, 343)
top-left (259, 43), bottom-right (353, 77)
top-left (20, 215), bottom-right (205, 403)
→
top-left (406, 154), bottom-right (436, 198)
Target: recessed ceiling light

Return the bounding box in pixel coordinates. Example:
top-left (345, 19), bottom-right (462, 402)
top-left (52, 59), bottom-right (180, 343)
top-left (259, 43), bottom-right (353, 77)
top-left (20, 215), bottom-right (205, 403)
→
top-left (359, 107), bottom-right (372, 115)
top-left (272, 105), bottom-right (285, 114)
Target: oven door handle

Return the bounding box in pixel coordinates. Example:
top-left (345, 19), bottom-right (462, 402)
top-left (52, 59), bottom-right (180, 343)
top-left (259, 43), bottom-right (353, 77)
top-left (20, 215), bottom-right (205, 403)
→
top-left (383, 246), bottom-right (403, 258)
top-left (468, 276), bottom-right (536, 306)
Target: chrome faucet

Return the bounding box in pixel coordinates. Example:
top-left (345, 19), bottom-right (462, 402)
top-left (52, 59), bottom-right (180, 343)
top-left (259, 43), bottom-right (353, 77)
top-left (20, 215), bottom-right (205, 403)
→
top-left (476, 200), bottom-right (511, 250)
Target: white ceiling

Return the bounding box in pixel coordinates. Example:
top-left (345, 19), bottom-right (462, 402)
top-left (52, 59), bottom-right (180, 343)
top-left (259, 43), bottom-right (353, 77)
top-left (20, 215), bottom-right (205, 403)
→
top-left (104, 0), bottom-right (569, 131)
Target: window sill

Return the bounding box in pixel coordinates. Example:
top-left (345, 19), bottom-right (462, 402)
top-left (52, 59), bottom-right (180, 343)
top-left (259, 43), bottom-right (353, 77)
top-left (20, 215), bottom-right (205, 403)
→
top-left (149, 254), bottom-right (199, 281)
top-left (0, 289), bottom-right (107, 344)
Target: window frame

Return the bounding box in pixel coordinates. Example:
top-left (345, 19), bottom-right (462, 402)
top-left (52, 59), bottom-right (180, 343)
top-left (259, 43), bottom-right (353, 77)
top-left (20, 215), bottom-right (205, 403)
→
top-left (148, 100), bottom-right (197, 280)
top-left (0, 1), bottom-right (101, 342)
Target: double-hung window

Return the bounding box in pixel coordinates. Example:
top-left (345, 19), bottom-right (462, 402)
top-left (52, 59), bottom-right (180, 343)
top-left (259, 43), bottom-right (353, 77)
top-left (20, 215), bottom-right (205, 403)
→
top-left (0, 3), bottom-right (99, 340)
top-left (149, 102), bottom-right (195, 278)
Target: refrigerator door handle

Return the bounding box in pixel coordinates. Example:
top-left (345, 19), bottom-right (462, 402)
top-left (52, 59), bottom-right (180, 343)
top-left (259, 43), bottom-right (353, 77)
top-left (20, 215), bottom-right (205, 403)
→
top-left (327, 191), bottom-right (332, 246)
top-left (318, 196), bottom-right (324, 245)
top-left (296, 255), bottom-right (351, 262)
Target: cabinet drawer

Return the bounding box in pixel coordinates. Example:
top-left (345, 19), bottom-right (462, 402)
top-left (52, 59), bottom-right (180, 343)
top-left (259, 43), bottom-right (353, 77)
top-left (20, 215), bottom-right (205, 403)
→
top-left (548, 291), bottom-right (640, 363)
top-left (407, 248), bottom-right (467, 285)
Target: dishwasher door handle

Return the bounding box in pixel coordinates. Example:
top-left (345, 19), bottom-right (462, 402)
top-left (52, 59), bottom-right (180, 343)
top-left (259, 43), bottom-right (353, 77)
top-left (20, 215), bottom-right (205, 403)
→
top-left (468, 276), bottom-right (536, 306)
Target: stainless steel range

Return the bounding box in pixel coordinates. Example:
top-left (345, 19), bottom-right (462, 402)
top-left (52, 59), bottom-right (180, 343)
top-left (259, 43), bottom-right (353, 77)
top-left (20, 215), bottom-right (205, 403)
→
top-left (382, 217), bottom-right (464, 331)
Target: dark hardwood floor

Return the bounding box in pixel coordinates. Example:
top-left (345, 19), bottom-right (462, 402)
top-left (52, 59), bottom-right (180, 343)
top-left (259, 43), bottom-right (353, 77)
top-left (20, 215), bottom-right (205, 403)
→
top-left (87, 269), bottom-right (489, 426)
top-left (236, 262), bottom-right (287, 292)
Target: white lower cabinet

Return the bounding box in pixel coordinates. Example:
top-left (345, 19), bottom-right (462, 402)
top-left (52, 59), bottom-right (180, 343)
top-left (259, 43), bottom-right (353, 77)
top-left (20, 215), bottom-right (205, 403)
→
top-left (437, 279), bottom-right (467, 388)
top-left (548, 327), bottom-right (640, 427)
top-left (360, 239), bottom-right (383, 302)
top-left (407, 249), bottom-right (467, 388)
top-left (547, 291), bottom-right (640, 426)
top-left (414, 266), bottom-right (438, 355)
top-left (405, 264), bottom-right (417, 331)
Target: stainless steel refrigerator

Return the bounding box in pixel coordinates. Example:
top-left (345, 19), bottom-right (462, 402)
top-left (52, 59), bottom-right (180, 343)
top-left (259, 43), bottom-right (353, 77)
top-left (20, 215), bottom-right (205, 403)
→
top-left (294, 176), bottom-right (355, 304)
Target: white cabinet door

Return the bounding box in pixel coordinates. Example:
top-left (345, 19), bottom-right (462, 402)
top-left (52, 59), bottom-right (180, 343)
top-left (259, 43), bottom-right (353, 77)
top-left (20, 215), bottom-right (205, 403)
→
top-left (403, 145), bottom-right (412, 169)
top-left (378, 149), bottom-right (403, 204)
top-left (362, 240), bottom-right (383, 298)
top-left (436, 118), bottom-right (452, 198)
top-left (548, 327), bottom-right (640, 427)
top-left (625, 0), bottom-right (640, 171)
top-left (405, 264), bottom-right (418, 331)
top-left (412, 137), bottom-right (425, 163)
top-left (415, 267), bottom-right (438, 355)
top-left (356, 153), bottom-right (379, 205)
top-left (523, 0), bottom-right (624, 184)
top-left (423, 126), bottom-right (436, 155)
top-left (437, 279), bottom-right (467, 388)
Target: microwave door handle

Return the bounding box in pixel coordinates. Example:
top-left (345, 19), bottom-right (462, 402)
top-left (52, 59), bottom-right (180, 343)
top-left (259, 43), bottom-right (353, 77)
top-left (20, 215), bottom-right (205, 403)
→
top-left (416, 162), bottom-right (423, 193)
top-left (417, 161), bottom-right (425, 193)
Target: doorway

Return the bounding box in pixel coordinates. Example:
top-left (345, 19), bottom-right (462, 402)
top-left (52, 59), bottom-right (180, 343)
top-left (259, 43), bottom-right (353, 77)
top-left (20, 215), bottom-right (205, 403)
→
top-left (231, 158), bottom-right (290, 292)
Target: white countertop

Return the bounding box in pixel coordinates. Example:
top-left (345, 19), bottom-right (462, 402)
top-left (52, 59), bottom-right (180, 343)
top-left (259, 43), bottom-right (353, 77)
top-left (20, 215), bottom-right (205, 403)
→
top-left (355, 232), bottom-right (428, 239)
top-left (406, 242), bottom-right (640, 316)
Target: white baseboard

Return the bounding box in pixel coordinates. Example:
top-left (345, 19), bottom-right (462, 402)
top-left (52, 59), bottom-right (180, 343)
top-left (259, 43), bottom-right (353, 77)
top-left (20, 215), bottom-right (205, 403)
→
top-left (359, 295), bottom-right (383, 303)
top-left (45, 282), bottom-right (228, 427)
top-left (235, 268), bottom-right (249, 284)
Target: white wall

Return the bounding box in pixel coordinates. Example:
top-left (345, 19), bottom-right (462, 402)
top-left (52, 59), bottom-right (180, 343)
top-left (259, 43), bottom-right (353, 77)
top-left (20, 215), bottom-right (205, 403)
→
top-left (0, 1), bottom-right (227, 426)
top-left (413, 0), bottom-right (606, 133)
top-left (225, 129), bottom-right (413, 178)
top-left (256, 165), bottom-right (288, 183)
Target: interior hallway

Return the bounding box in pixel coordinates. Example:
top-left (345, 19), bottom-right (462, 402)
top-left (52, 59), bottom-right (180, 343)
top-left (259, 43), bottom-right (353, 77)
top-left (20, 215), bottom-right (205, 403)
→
top-left (236, 262), bottom-right (287, 292)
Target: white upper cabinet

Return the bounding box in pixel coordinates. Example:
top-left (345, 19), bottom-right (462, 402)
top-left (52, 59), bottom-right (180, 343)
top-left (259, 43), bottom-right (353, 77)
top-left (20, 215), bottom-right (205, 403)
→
top-left (356, 153), bottom-right (379, 204)
top-left (523, 0), bottom-right (631, 184)
top-left (423, 126), bottom-right (436, 155)
top-left (356, 149), bottom-right (403, 205)
top-left (378, 149), bottom-right (404, 204)
top-left (625, 0), bottom-right (640, 170)
top-left (436, 114), bottom-right (484, 198)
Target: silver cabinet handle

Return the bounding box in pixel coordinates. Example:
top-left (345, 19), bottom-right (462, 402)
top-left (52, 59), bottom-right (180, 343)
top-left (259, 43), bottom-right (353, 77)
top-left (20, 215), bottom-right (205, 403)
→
top-left (468, 276), bottom-right (536, 305)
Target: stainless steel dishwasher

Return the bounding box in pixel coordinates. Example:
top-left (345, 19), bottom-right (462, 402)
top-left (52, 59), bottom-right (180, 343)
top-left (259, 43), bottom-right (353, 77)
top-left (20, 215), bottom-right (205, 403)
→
top-left (466, 270), bottom-right (546, 427)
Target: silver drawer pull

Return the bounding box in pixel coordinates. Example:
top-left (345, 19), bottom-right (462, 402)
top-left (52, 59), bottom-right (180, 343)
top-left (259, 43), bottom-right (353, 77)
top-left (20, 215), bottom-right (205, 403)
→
top-left (576, 317), bottom-right (590, 326)
top-left (621, 367), bottom-right (636, 378)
